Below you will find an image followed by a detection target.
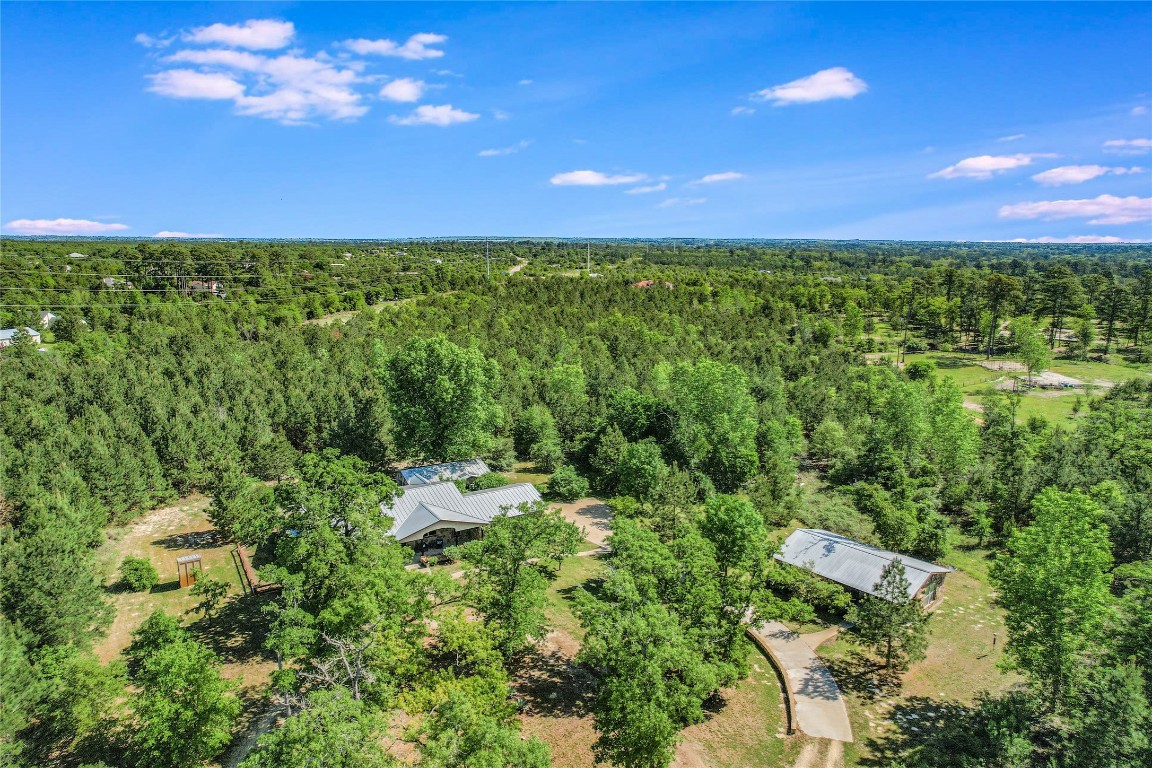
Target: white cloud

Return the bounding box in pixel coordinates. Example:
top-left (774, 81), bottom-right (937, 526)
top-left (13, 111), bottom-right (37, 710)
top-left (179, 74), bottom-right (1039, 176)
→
top-left (929, 153), bottom-right (1055, 180)
top-left (1003, 235), bottom-right (1142, 244)
top-left (153, 231), bottom-right (223, 238)
top-left (1132, 106), bottom-right (1149, 116)
top-left (183, 19), bottom-right (295, 50)
top-left (998, 194), bottom-right (1152, 225)
top-left (154, 49), bottom-right (367, 122)
top-left (657, 197), bottom-right (707, 208)
top-left (626, 182), bottom-right (667, 194)
top-left (1032, 165), bottom-right (1145, 186)
top-left (1103, 138), bottom-right (1152, 155)
top-left (478, 140), bottom-right (531, 157)
top-left (379, 77), bottom-right (425, 103)
top-left (134, 32), bottom-right (174, 49)
top-left (492, 109), bottom-right (511, 121)
top-left (997, 134), bottom-right (1026, 142)
top-left (731, 106), bottom-right (756, 116)
top-left (550, 170), bottom-right (648, 186)
top-left (4, 218), bottom-right (131, 235)
top-left (147, 69), bottom-right (246, 100)
top-left (690, 171), bottom-right (745, 185)
top-left (518, 79), bottom-right (533, 86)
top-left (753, 67), bottom-right (867, 106)
top-left (390, 104), bottom-right (478, 126)
top-left (343, 33), bottom-right (446, 60)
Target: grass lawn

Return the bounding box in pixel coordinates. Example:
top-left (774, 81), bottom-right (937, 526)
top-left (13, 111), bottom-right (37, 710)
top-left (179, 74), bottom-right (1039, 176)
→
top-left (504, 461), bottom-right (552, 488)
top-left (92, 496), bottom-right (278, 699)
top-left (818, 540), bottom-right (1022, 766)
top-left (543, 553), bottom-right (605, 644)
top-left (679, 644), bottom-right (800, 768)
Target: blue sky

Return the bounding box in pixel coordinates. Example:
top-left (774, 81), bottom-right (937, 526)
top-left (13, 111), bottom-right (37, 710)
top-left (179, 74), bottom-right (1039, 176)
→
top-left (2, 2), bottom-right (1150, 241)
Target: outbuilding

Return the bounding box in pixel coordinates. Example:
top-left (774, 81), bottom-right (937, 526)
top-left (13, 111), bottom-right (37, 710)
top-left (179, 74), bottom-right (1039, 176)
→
top-left (396, 458), bottom-right (492, 487)
top-left (776, 528), bottom-right (951, 607)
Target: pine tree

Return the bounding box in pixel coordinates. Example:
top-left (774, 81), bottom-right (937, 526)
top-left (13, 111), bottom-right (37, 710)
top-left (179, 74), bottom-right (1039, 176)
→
top-left (847, 559), bottom-right (930, 670)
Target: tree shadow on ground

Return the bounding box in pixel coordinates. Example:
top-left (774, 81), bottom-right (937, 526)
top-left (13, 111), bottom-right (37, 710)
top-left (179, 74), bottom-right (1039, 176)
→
top-left (821, 649), bottom-right (903, 702)
top-left (859, 696), bottom-right (974, 766)
top-left (152, 529), bottom-right (225, 550)
top-left (510, 647), bottom-right (596, 719)
top-left (186, 590), bottom-right (277, 666)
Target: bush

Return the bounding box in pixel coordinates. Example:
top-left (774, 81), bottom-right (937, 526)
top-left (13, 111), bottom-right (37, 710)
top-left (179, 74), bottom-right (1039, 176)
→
top-left (905, 360), bottom-right (936, 380)
top-left (472, 472), bottom-right (511, 490)
top-left (120, 556), bottom-right (159, 592)
top-left (547, 465), bottom-right (589, 502)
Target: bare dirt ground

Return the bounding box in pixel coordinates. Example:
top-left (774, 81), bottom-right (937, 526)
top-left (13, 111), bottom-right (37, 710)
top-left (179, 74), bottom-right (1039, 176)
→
top-left (552, 498), bottom-right (613, 550)
top-left (994, 370), bottom-right (1084, 390)
top-left (508, 258), bottom-right (528, 274)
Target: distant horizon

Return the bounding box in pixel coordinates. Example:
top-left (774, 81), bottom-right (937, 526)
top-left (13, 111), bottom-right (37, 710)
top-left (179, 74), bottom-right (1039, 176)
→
top-left (3, 234), bottom-right (1150, 246)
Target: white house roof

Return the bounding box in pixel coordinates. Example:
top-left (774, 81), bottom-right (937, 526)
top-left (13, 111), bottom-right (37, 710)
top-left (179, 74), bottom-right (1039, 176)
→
top-left (382, 480), bottom-right (542, 543)
top-left (0, 327), bottom-right (40, 341)
top-left (775, 529), bottom-right (950, 600)
top-left (399, 458), bottom-right (492, 486)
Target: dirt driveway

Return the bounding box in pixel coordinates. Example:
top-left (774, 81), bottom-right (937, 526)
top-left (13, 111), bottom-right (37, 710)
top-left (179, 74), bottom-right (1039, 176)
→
top-left (552, 498), bottom-right (612, 549)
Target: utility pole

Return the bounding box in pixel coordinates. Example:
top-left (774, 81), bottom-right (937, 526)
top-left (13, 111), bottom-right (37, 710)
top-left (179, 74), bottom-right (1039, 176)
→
top-left (587, 243), bottom-right (591, 274)
top-left (485, 237), bottom-right (491, 279)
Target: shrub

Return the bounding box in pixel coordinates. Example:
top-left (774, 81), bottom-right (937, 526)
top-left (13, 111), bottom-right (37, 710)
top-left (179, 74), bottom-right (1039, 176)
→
top-left (472, 472), bottom-right (511, 490)
top-left (120, 556), bottom-right (159, 592)
top-left (548, 465), bottom-right (589, 502)
top-left (905, 360), bottom-right (936, 380)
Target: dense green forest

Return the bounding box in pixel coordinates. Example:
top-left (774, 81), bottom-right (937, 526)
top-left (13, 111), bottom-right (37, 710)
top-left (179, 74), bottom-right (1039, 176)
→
top-left (2, 239), bottom-right (1150, 768)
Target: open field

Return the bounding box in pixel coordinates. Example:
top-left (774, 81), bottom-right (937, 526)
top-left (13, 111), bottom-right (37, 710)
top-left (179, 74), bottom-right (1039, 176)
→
top-left (867, 350), bottom-right (1151, 425)
top-left (93, 497), bottom-right (278, 701)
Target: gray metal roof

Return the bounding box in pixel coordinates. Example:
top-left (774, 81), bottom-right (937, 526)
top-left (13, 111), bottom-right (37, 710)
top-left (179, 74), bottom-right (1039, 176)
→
top-left (382, 480), bottom-right (541, 543)
top-left (0, 327), bottom-right (41, 341)
top-left (399, 458), bottom-right (491, 486)
top-left (775, 529), bottom-right (950, 600)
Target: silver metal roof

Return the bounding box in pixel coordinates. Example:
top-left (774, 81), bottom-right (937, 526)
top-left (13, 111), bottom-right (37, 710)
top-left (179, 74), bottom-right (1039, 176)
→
top-left (775, 529), bottom-right (950, 600)
top-left (399, 458), bottom-right (492, 486)
top-left (382, 480), bottom-right (542, 543)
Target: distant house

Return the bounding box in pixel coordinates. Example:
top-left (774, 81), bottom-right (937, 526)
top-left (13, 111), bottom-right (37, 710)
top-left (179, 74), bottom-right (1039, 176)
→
top-left (68, 252), bottom-right (87, 259)
top-left (382, 480), bottom-right (542, 554)
top-left (397, 458), bottom-right (492, 487)
top-left (632, 279), bottom-right (674, 289)
top-left (38, 311), bottom-right (59, 329)
top-left (102, 277), bottom-right (133, 289)
top-left (188, 280), bottom-right (225, 296)
top-left (0, 327), bottom-right (42, 348)
top-left (775, 529), bottom-right (952, 607)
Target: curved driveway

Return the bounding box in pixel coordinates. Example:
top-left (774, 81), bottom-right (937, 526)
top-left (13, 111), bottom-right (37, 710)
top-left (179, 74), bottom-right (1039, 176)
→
top-left (747, 621), bottom-right (854, 743)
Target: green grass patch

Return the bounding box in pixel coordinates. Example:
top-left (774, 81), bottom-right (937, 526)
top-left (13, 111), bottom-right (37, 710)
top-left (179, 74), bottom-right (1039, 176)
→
top-left (682, 643), bottom-right (799, 768)
top-left (543, 554), bottom-right (605, 643)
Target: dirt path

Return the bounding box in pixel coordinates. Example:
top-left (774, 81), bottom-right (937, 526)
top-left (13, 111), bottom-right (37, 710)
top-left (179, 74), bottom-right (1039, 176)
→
top-left (552, 498), bottom-right (612, 550)
top-left (789, 739), bottom-right (844, 768)
top-left (220, 703), bottom-right (284, 768)
top-left (508, 258), bottom-right (528, 274)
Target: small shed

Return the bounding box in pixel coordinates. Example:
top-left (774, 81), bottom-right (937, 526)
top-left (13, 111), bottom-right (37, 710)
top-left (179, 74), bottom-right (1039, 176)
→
top-left (397, 458), bottom-right (492, 487)
top-left (776, 529), bottom-right (951, 607)
top-left (176, 554), bottom-right (203, 588)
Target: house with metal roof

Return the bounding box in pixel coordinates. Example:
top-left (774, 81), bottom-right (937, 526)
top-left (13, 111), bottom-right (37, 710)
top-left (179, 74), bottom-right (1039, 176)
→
top-left (776, 529), bottom-right (952, 607)
top-left (0, 327), bottom-right (42, 348)
top-left (396, 458), bottom-right (492, 487)
top-left (381, 480), bottom-right (542, 555)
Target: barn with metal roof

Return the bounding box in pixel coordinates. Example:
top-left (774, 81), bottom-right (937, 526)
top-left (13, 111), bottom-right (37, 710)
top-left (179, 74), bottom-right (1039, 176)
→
top-left (397, 458), bottom-right (492, 487)
top-left (776, 529), bottom-right (952, 606)
top-left (382, 480), bottom-right (542, 553)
